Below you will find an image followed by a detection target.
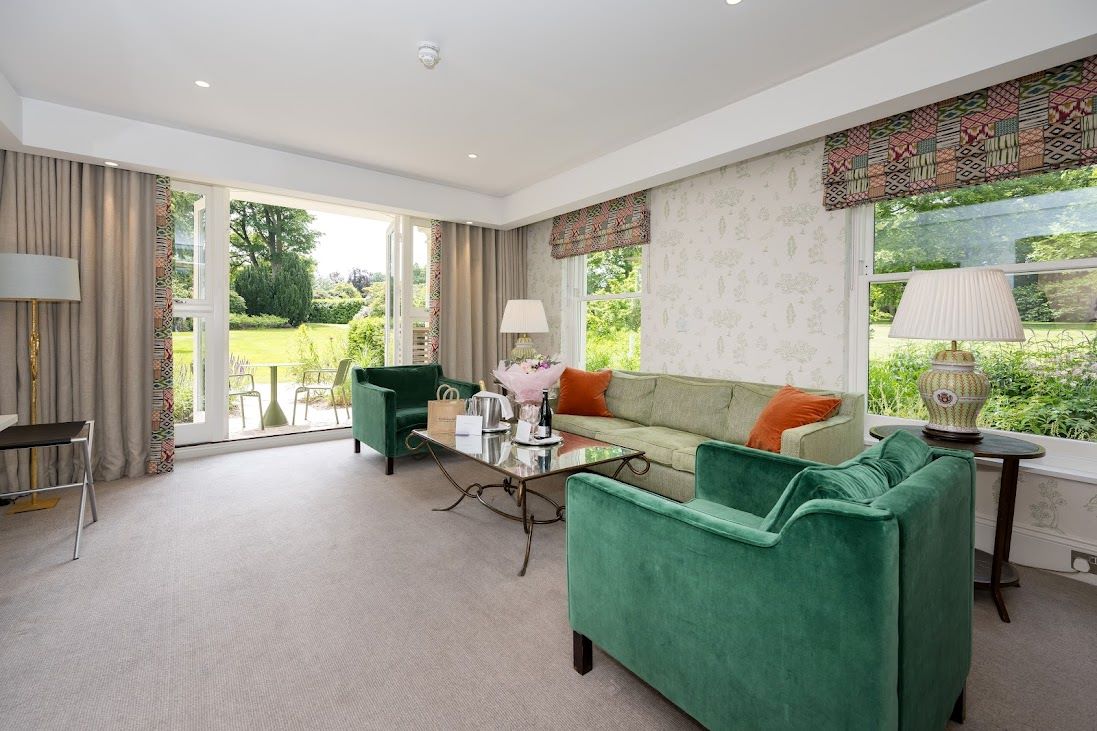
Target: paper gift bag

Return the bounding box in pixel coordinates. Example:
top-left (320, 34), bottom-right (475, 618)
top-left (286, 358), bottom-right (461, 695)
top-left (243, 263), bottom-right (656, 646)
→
top-left (427, 385), bottom-right (465, 434)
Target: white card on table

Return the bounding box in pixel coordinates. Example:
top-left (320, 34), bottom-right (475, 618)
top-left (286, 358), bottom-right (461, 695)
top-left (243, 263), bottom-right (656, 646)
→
top-left (455, 414), bottom-right (483, 436)
top-left (514, 420), bottom-right (532, 442)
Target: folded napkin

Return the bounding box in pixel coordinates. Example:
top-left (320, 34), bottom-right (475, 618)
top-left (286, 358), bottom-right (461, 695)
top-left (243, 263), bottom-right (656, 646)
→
top-left (474, 390), bottom-right (513, 420)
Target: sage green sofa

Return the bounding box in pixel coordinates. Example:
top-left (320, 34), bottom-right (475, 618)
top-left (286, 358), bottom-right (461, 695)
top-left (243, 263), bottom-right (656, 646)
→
top-left (568, 430), bottom-right (975, 730)
top-left (552, 371), bottom-right (864, 502)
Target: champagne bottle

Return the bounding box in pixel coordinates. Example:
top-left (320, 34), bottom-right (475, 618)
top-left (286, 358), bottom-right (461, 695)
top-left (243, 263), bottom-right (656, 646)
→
top-left (536, 389), bottom-right (552, 439)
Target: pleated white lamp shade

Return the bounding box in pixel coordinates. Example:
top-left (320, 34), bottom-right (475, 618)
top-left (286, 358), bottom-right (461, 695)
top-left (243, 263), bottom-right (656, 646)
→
top-left (889, 267), bottom-right (1023, 342)
top-left (500, 299), bottom-right (549, 334)
top-left (0, 253), bottom-right (81, 302)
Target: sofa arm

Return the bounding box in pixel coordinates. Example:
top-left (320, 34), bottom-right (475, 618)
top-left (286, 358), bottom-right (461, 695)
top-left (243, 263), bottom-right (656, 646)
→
top-left (439, 376), bottom-right (479, 399)
top-left (694, 441), bottom-right (817, 518)
top-left (780, 414), bottom-right (861, 465)
top-left (351, 380), bottom-right (397, 456)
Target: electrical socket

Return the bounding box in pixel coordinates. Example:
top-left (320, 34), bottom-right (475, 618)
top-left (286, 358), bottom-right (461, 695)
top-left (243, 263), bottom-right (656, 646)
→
top-left (1070, 550), bottom-right (1097, 573)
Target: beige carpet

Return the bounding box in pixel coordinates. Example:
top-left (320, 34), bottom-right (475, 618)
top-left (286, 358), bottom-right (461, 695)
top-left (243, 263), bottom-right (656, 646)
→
top-left (0, 439), bottom-right (1094, 730)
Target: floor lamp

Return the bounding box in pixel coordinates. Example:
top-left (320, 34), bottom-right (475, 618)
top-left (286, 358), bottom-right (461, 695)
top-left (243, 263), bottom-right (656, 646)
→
top-left (0, 253), bottom-right (82, 512)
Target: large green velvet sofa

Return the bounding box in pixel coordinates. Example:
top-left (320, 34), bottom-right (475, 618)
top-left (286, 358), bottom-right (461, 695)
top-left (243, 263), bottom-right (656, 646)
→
top-left (553, 371), bottom-right (864, 502)
top-left (567, 430), bottom-right (975, 730)
top-left (350, 364), bottom-right (478, 474)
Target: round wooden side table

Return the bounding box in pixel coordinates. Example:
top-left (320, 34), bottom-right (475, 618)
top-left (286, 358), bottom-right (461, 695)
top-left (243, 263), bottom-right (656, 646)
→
top-left (869, 424), bottom-right (1045, 623)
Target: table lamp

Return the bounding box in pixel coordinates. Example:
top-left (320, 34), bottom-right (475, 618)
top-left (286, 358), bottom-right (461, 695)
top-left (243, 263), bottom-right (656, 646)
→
top-left (889, 267), bottom-right (1024, 442)
top-left (500, 299), bottom-right (548, 361)
top-left (0, 253), bottom-right (82, 511)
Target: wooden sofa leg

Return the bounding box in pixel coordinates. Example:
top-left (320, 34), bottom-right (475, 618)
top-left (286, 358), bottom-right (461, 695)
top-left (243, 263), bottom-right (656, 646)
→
top-left (950, 685), bottom-right (966, 724)
top-left (573, 631), bottom-right (592, 675)
top-left (354, 439), bottom-right (361, 454)
top-left (386, 457), bottom-right (394, 475)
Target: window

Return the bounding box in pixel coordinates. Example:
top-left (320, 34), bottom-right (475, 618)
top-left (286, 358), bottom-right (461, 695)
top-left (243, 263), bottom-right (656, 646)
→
top-left (570, 246), bottom-right (643, 370)
top-left (851, 166), bottom-right (1097, 451)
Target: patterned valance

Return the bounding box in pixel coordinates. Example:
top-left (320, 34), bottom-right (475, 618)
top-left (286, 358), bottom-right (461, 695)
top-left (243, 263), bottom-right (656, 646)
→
top-left (550, 190), bottom-right (650, 259)
top-left (823, 54), bottom-right (1097, 210)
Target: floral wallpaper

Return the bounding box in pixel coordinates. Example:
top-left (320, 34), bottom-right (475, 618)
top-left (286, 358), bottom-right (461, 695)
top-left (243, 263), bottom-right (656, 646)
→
top-left (524, 138), bottom-right (1097, 567)
top-left (643, 140), bottom-right (848, 389)
top-left (525, 218), bottom-right (563, 358)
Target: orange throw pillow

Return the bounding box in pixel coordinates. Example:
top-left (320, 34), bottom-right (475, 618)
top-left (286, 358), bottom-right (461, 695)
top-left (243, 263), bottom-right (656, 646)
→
top-left (556, 367), bottom-right (613, 417)
top-left (746, 385), bottom-right (842, 454)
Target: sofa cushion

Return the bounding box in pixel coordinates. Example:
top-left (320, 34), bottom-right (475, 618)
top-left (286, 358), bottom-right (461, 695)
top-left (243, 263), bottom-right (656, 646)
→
top-left (594, 426), bottom-right (710, 467)
top-left (761, 430), bottom-right (926, 532)
top-left (553, 414), bottom-right (643, 439)
top-left (367, 365), bottom-right (439, 409)
top-left (394, 406), bottom-right (429, 431)
top-left (746, 385), bottom-right (841, 453)
top-left (556, 367), bottom-right (613, 417)
top-left (671, 446), bottom-right (699, 474)
top-left (650, 376), bottom-right (734, 440)
top-left (605, 372), bottom-right (658, 425)
top-left (724, 383), bottom-right (780, 444)
top-left (851, 428), bottom-right (933, 486)
top-left (687, 498), bottom-right (766, 530)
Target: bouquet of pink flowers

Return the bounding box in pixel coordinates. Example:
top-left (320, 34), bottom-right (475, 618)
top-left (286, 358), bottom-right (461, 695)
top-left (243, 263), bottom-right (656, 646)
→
top-left (492, 354), bottom-right (566, 404)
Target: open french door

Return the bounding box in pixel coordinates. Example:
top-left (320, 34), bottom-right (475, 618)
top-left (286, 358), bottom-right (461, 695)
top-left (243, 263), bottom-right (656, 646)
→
top-left (172, 183), bottom-right (229, 445)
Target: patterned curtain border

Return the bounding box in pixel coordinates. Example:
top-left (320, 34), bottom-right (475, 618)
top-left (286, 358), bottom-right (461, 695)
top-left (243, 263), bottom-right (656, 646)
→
top-left (148, 176), bottom-right (174, 474)
top-left (823, 54), bottom-right (1097, 211)
top-left (550, 190), bottom-right (650, 259)
top-left (426, 220), bottom-right (442, 364)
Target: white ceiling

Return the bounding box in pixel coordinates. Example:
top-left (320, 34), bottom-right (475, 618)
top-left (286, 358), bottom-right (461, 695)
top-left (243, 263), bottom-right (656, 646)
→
top-left (0, 0), bottom-right (984, 197)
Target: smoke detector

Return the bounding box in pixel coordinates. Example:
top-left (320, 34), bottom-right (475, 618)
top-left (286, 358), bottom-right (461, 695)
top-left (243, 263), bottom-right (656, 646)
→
top-left (418, 41), bottom-right (440, 69)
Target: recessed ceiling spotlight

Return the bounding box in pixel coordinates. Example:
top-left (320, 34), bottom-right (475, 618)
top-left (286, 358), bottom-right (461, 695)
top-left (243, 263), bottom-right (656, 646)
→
top-left (726, 0), bottom-right (743, 4)
top-left (467, 153), bottom-right (478, 159)
top-left (194, 80), bottom-right (211, 88)
top-left (104, 161), bottom-right (119, 167)
top-left (465, 221), bottom-right (474, 225)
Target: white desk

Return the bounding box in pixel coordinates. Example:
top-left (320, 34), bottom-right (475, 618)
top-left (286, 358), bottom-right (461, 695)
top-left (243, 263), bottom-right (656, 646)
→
top-left (0, 414), bottom-right (16, 433)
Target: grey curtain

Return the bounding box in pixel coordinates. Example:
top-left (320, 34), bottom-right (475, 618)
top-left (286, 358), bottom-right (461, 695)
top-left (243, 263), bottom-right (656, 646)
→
top-left (0, 150), bottom-right (154, 491)
top-left (436, 222), bottom-right (527, 387)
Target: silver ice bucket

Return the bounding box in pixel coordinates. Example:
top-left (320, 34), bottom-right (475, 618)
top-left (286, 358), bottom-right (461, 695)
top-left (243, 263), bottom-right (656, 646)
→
top-left (466, 395), bottom-right (504, 430)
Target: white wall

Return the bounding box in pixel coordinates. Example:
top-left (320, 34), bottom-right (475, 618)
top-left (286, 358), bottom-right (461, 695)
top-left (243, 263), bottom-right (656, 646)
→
top-left (525, 138), bottom-right (1097, 583)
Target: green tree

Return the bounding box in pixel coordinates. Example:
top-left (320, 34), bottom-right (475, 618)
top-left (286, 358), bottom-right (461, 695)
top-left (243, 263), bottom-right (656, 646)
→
top-left (234, 255), bottom-right (313, 325)
top-left (229, 201), bottom-right (319, 273)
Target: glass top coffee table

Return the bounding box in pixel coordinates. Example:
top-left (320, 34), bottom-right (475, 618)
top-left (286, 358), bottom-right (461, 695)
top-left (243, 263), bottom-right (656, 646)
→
top-left (409, 426), bottom-right (649, 576)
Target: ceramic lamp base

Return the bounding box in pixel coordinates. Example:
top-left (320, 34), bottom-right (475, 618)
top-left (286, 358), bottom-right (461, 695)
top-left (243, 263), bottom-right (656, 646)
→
top-left (917, 348), bottom-right (988, 443)
top-left (510, 334), bottom-right (537, 361)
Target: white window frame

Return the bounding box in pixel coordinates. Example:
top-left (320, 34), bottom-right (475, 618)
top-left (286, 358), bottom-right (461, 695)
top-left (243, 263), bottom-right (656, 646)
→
top-left (563, 247), bottom-right (646, 369)
top-left (173, 182), bottom-right (229, 446)
top-left (847, 204), bottom-right (1097, 479)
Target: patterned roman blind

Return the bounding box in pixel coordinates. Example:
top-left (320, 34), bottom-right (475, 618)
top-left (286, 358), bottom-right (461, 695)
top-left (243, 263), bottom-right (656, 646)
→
top-left (549, 190), bottom-right (650, 259)
top-left (823, 54), bottom-right (1097, 211)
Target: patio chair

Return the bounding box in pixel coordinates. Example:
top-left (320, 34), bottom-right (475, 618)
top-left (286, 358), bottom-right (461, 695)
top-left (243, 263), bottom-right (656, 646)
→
top-left (228, 373), bottom-right (265, 430)
top-left (292, 358), bottom-right (353, 425)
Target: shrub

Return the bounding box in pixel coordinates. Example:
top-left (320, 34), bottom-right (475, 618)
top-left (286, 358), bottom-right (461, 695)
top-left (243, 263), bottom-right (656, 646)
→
top-left (347, 317), bottom-right (385, 367)
top-left (234, 255), bottom-right (313, 325)
top-left (869, 329), bottom-right (1097, 441)
top-left (174, 363), bottom-right (195, 423)
top-left (228, 290), bottom-right (248, 314)
top-left (309, 298), bottom-right (364, 324)
top-left (229, 313), bottom-right (291, 330)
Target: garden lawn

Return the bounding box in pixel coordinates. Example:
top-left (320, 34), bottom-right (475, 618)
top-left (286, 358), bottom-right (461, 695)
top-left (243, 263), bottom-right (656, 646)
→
top-left (870, 321), bottom-right (1096, 359)
top-left (174, 324), bottom-right (350, 385)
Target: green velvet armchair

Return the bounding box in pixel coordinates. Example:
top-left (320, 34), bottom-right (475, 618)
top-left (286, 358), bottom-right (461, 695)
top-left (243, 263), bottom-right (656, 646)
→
top-left (350, 364), bottom-right (478, 474)
top-left (567, 431), bottom-right (975, 730)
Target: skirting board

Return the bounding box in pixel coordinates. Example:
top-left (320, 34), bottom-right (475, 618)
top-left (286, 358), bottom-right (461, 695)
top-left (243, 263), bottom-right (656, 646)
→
top-left (975, 512), bottom-right (1097, 587)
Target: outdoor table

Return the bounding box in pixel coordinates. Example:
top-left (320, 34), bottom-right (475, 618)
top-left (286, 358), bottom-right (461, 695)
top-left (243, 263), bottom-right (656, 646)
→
top-left (251, 362), bottom-right (302, 427)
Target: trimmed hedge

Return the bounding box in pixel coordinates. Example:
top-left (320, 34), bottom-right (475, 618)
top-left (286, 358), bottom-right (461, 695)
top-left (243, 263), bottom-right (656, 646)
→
top-left (309, 298), bottom-right (364, 324)
top-left (229, 313), bottom-right (291, 330)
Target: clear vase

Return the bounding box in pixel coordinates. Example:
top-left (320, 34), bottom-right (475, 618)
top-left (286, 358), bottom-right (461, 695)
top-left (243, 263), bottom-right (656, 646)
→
top-left (517, 401), bottom-right (540, 424)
